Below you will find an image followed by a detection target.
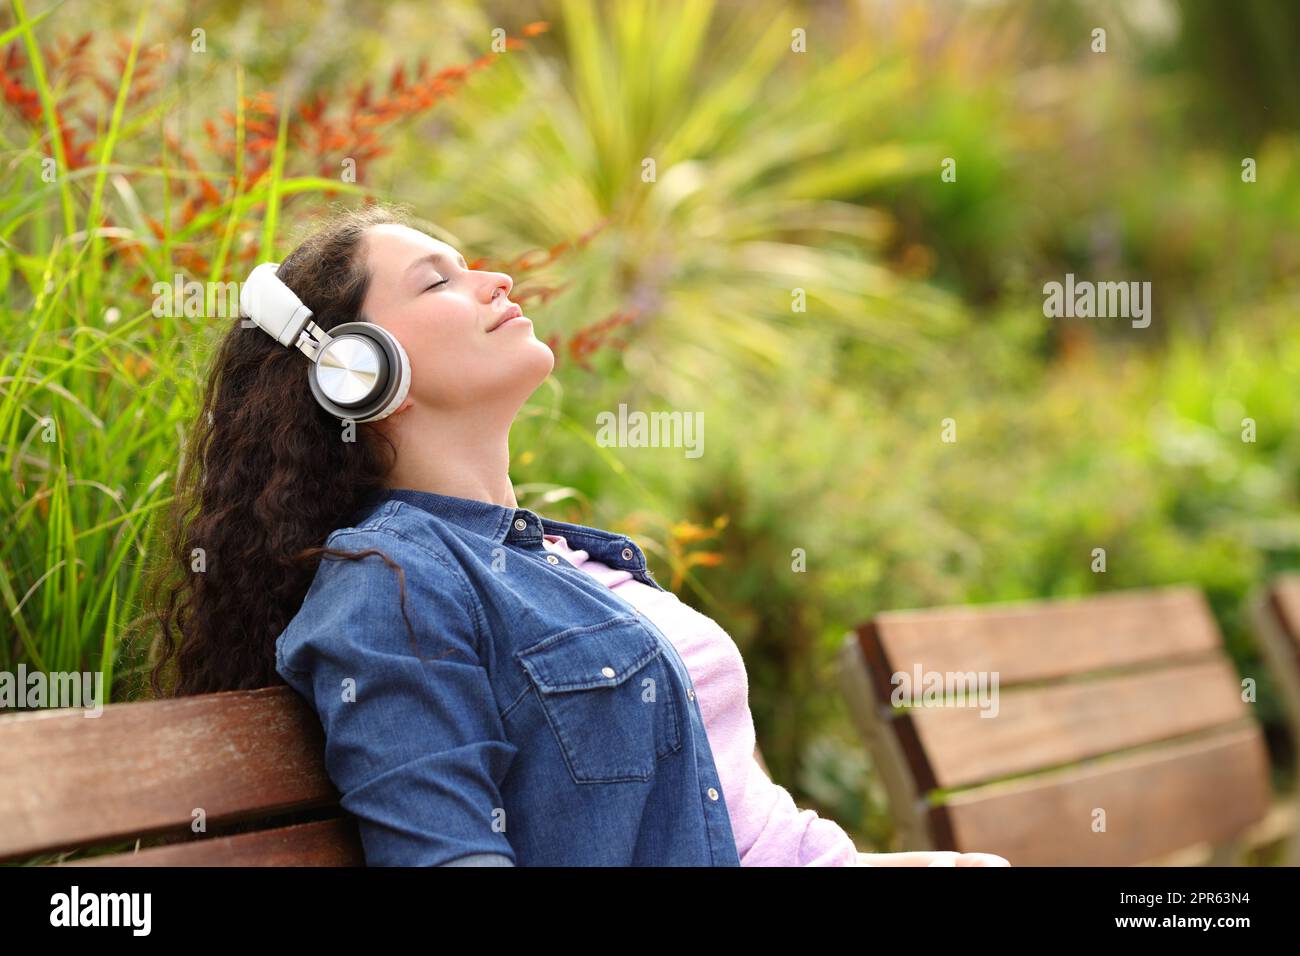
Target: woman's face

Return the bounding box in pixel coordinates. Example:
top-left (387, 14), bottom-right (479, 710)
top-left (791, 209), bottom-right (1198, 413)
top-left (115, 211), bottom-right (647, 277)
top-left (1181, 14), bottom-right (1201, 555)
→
top-left (359, 223), bottom-right (554, 413)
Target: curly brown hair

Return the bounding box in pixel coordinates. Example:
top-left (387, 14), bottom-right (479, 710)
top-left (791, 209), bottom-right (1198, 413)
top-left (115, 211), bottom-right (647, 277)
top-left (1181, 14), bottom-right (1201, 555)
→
top-left (133, 201), bottom-right (423, 698)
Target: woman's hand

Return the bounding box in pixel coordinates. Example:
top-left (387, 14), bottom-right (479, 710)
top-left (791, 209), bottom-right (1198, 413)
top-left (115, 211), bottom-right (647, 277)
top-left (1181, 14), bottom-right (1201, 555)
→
top-left (855, 850), bottom-right (1010, 866)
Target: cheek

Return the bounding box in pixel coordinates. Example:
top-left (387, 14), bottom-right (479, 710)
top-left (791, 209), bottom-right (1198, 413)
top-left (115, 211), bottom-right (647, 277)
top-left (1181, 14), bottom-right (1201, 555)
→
top-left (402, 302), bottom-right (497, 400)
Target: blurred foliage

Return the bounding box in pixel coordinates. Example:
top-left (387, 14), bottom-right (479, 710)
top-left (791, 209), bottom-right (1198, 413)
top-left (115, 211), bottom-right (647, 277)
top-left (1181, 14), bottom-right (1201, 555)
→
top-left (1, 0), bottom-right (1297, 855)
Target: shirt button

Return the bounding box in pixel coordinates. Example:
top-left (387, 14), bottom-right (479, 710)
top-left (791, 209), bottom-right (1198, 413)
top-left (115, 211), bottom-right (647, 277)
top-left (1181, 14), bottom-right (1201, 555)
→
top-left (546, 554), bottom-right (560, 565)
top-left (601, 666), bottom-right (616, 679)
top-left (687, 688), bottom-right (695, 701)
top-left (513, 518), bottom-right (527, 531)
top-left (707, 787), bottom-right (719, 801)
top-left (621, 547), bottom-right (634, 561)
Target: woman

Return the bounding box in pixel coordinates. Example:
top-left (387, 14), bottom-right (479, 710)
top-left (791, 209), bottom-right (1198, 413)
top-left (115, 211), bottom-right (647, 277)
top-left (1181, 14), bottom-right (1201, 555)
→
top-left (144, 202), bottom-right (1008, 867)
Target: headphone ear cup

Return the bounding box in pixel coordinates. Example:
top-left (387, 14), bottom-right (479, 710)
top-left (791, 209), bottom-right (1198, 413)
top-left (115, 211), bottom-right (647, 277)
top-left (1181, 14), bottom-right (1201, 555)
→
top-left (307, 322), bottom-right (411, 424)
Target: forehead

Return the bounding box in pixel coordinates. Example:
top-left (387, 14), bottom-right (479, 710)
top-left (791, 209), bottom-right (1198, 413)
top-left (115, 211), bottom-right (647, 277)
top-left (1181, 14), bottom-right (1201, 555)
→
top-left (364, 224), bottom-right (459, 273)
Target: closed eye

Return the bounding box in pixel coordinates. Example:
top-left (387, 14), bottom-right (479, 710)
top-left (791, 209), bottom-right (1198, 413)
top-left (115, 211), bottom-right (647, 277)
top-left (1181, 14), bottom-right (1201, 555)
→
top-left (424, 278), bottom-right (449, 292)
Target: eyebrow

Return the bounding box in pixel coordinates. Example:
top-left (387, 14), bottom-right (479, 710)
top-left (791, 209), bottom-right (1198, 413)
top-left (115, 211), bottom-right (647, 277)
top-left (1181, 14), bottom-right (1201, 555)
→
top-left (404, 251), bottom-right (469, 277)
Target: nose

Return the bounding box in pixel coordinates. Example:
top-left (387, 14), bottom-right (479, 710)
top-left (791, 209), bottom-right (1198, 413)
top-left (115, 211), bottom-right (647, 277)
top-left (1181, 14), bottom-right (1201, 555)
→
top-left (487, 272), bottom-right (513, 302)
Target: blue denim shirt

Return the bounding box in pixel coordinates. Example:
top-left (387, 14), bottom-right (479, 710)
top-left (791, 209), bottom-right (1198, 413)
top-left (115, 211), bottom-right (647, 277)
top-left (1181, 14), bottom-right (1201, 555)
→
top-left (274, 486), bottom-right (741, 867)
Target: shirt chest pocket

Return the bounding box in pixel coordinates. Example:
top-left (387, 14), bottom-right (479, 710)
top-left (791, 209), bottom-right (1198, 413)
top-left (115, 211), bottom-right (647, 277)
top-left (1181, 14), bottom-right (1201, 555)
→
top-left (516, 617), bottom-right (682, 783)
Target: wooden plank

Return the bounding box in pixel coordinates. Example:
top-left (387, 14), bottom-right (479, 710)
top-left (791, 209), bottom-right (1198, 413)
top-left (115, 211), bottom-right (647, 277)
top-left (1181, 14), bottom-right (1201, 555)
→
top-left (59, 818), bottom-right (363, 867)
top-left (1255, 579), bottom-right (1300, 866)
top-left (860, 586), bottom-right (1220, 700)
top-left (898, 657), bottom-right (1248, 789)
top-left (0, 686), bottom-right (338, 861)
top-left (837, 632), bottom-right (932, 850)
top-left (927, 725), bottom-right (1271, 866)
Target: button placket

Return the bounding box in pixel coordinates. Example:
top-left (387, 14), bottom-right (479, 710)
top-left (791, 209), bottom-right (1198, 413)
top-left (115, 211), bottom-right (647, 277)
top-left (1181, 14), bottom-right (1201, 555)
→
top-left (628, 599), bottom-right (731, 860)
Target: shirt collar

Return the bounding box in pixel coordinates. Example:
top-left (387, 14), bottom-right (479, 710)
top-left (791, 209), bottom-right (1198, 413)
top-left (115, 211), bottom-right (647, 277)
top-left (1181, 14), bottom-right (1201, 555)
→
top-left (367, 486), bottom-right (654, 579)
top-left (376, 486), bottom-right (627, 548)
top-left (374, 487), bottom-right (518, 541)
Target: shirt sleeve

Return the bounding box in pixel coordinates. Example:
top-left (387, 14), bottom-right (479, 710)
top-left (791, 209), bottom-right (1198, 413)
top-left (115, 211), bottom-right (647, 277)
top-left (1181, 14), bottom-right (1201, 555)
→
top-left (276, 528), bottom-right (518, 866)
top-left (736, 751), bottom-right (861, 867)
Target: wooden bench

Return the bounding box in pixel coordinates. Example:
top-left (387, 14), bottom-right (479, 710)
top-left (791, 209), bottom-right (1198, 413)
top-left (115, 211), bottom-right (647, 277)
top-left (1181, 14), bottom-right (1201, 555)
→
top-left (1249, 574), bottom-right (1300, 866)
top-left (0, 687), bottom-right (365, 865)
top-left (0, 683), bottom-right (776, 866)
top-left (837, 585), bottom-right (1287, 866)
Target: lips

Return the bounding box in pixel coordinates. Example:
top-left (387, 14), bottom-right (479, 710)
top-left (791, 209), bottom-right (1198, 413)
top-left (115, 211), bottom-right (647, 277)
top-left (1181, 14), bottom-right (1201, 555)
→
top-left (488, 306), bottom-right (524, 332)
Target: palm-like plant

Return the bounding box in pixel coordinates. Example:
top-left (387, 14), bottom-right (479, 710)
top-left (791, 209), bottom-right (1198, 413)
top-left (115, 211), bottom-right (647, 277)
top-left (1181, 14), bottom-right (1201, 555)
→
top-left (394, 0), bottom-right (967, 585)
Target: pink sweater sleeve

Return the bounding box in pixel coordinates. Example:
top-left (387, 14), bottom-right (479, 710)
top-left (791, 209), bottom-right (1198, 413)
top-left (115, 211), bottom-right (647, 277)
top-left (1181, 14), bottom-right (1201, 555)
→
top-left (737, 757), bottom-right (862, 866)
top-left (541, 534), bottom-right (861, 867)
top-left (669, 602), bottom-right (861, 867)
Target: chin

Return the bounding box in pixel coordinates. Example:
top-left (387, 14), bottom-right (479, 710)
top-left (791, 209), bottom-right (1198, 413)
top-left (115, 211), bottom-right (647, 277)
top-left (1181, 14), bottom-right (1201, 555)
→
top-left (483, 340), bottom-right (554, 398)
top-left (524, 338), bottom-right (556, 376)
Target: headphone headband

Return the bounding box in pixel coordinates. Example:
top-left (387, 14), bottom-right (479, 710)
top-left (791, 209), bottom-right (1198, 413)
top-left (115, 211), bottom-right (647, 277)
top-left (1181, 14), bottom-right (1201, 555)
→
top-left (240, 262), bottom-right (315, 347)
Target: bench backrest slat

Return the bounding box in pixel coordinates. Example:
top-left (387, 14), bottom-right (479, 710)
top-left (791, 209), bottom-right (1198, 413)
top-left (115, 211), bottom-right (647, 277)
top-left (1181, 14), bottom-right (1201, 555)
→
top-left (60, 818), bottom-right (363, 867)
top-left (864, 585), bottom-right (1222, 698)
top-left (930, 725), bottom-right (1269, 866)
top-left (0, 686), bottom-right (337, 862)
top-left (899, 657), bottom-right (1248, 790)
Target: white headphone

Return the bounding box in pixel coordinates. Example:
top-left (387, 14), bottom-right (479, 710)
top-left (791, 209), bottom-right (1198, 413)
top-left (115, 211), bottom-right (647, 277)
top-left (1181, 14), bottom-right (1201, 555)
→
top-left (239, 261), bottom-right (411, 423)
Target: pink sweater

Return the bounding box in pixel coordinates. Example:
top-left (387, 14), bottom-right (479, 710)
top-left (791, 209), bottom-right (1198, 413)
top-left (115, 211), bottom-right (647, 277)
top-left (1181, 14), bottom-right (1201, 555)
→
top-left (541, 533), bottom-right (861, 866)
